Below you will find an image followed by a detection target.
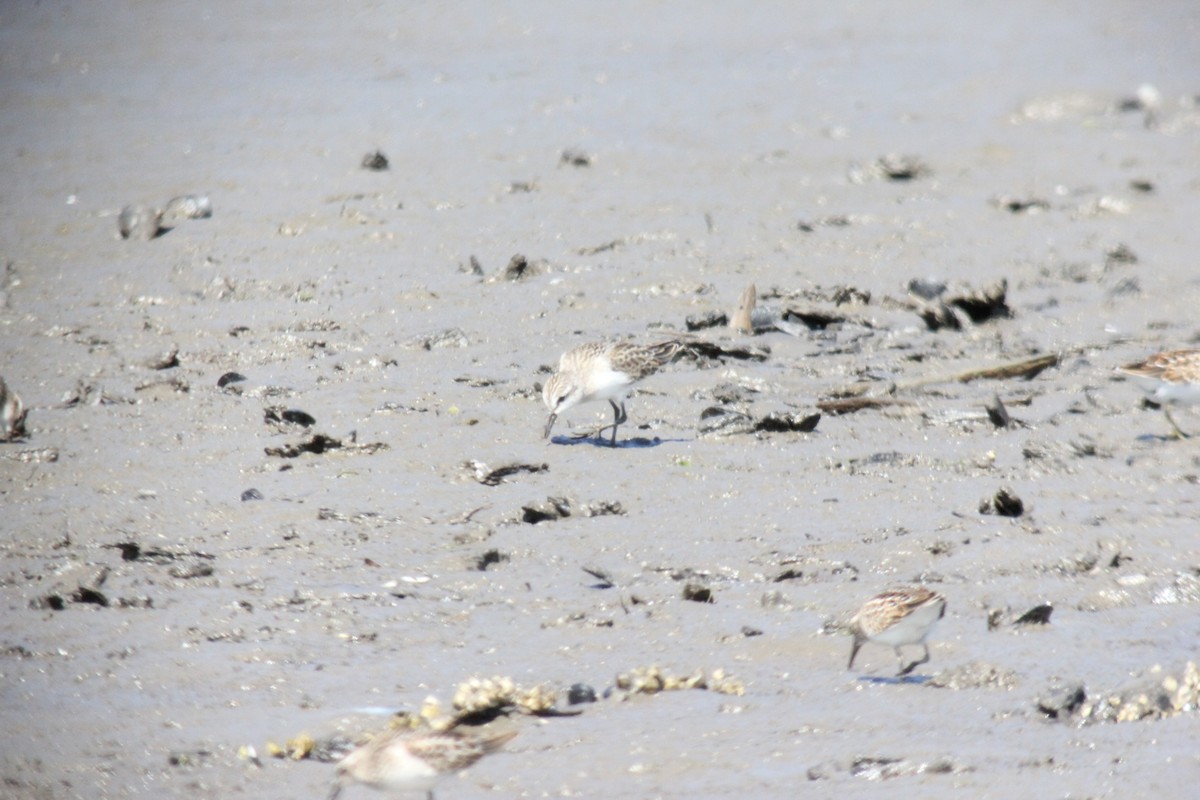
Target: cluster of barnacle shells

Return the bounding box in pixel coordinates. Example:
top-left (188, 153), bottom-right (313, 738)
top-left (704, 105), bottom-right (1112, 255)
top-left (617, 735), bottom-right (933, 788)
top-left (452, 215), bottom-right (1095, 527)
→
top-left (266, 732), bottom-right (316, 760)
top-left (1081, 661), bottom-right (1199, 724)
top-left (453, 675), bottom-right (558, 716)
top-left (614, 666), bottom-right (744, 697)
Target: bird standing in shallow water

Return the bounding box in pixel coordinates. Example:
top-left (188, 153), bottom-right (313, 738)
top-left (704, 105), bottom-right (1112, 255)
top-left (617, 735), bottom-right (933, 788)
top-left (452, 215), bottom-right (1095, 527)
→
top-left (542, 340), bottom-right (686, 446)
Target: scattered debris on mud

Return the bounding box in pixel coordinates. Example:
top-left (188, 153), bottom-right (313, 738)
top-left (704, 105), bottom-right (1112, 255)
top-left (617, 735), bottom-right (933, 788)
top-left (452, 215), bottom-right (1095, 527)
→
top-left (465, 459), bottom-right (549, 486)
top-left (1035, 662), bottom-right (1200, 726)
top-left (265, 433), bottom-right (387, 458)
top-left (697, 406), bottom-right (820, 437)
top-left (848, 153), bottom-right (933, 183)
top-left (520, 496), bottom-right (624, 524)
top-left (610, 666), bottom-right (745, 698)
top-left (808, 754), bottom-right (970, 781)
top-left (927, 662), bottom-right (1020, 690)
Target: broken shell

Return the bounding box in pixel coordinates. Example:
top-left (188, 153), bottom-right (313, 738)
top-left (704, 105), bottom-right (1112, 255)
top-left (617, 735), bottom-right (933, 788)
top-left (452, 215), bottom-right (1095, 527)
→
top-left (613, 665), bottom-right (743, 697)
top-left (729, 284), bottom-right (756, 334)
top-left (285, 733), bottom-right (315, 760)
top-left (515, 683), bottom-right (557, 713)
top-left (418, 696), bottom-right (443, 723)
top-left (162, 194), bottom-right (213, 222)
top-left (709, 669), bottom-right (746, 696)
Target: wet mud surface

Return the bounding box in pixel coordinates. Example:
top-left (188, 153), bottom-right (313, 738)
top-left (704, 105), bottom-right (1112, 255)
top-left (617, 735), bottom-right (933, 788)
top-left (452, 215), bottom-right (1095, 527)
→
top-left (2, 2), bottom-right (1199, 798)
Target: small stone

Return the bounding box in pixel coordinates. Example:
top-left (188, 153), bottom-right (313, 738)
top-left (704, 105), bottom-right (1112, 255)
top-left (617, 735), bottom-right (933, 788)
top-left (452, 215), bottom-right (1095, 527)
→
top-left (697, 406), bottom-right (756, 437)
top-left (559, 148), bottom-right (592, 167)
top-left (806, 761), bottom-right (836, 781)
top-left (162, 194), bottom-right (213, 221)
top-left (1036, 682), bottom-right (1086, 720)
top-left (907, 277), bottom-right (947, 300)
top-left (521, 497), bottom-right (572, 524)
top-left (118, 204), bottom-right (162, 241)
top-left (985, 394), bottom-right (1012, 428)
top-left (474, 549), bottom-right (509, 571)
top-left (1104, 243), bottom-right (1138, 267)
top-left (980, 487), bottom-right (1024, 517)
top-left (755, 411), bottom-right (820, 433)
top-left (361, 150), bottom-right (389, 170)
top-left (1013, 603), bottom-right (1053, 625)
top-left (566, 683), bottom-right (597, 705)
top-left (408, 328), bottom-right (469, 350)
top-left (760, 590), bottom-right (792, 609)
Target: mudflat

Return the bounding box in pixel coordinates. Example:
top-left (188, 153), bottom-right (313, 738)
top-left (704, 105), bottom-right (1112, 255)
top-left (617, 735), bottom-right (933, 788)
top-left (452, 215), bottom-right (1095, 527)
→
top-left (2, 3), bottom-right (1199, 798)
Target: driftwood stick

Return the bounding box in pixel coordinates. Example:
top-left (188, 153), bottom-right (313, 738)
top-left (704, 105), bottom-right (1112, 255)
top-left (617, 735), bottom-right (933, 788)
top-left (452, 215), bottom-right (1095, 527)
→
top-left (822, 353), bottom-right (1060, 411)
top-left (948, 353), bottom-right (1059, 383)
top-left (816, 396), bottom-right (915, 415)
top-left (894, 353), bottom-right (1060, 391)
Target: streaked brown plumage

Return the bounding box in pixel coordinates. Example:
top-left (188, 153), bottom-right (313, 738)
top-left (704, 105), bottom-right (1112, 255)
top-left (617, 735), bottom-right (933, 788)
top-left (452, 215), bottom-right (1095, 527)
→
top-left (541, 340), bottom-right (686, 446)
top-left (1118, 348), bottom-right (1200, 438)
top-left (328, 728), bottom-right (516, 800)
top-left (848, 586), bottom-right (947, 677)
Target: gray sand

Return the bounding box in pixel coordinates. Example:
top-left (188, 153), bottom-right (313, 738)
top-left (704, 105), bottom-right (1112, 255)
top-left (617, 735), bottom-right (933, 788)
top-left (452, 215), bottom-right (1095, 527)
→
top-left (2, 2), bottom-right (1199, 798)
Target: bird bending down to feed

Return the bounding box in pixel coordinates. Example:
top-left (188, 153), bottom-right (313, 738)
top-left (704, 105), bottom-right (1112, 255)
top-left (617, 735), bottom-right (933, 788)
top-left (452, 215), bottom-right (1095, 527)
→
top-left (542, 340), bottom-right (686, 446)
top-left (847, 586), bottom-right (947, 677)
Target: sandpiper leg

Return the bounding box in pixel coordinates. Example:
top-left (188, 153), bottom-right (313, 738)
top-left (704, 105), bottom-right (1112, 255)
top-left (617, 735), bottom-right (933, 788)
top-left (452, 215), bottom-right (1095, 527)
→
top-left (608, 399), bottom-right (628, 446)
top-left (896, 647), bottom-right (913, 676)
top-left (1164, 408), bottom-right (1191, 439)
top-left (848, 637), bottom-right (864, 671)
top-left (897, 644), bottom-right (930, 677)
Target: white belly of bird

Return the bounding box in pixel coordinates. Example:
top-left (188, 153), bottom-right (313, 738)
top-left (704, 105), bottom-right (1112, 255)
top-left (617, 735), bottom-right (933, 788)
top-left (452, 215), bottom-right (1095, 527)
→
top-left (584, 362), bottom-right (636, 402)
top-left (1152, 381), bottom-right (1200, 406)
top-left (368, 749), bottom-right (440, 792)
top-left (870, 603), bottom-right (943, 647)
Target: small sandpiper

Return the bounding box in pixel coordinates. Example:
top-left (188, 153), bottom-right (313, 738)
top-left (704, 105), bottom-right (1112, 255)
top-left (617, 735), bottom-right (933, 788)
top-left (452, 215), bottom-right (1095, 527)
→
top-left (328, 727), bottom-right (516, 800)
top-left (1118, 348), bottom-right (1200, 438)
top-left (541, 340), bottom-right (686, 446)
top-left (847, 586), bottom-right (947, 677)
